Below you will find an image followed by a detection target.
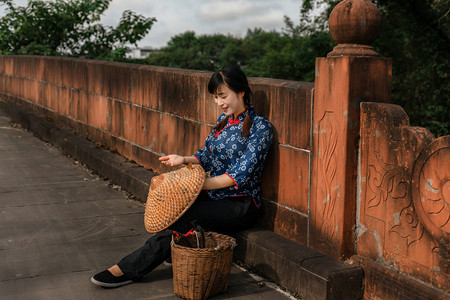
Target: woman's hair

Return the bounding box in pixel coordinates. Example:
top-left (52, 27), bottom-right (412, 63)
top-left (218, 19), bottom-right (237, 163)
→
top-left (208, 66), bottom-right (252, 137)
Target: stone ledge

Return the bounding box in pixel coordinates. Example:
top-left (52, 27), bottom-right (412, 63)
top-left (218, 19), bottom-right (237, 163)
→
top-left (0, 98), bottom-right (364, 300)
top-left (352, 255), bottom-right (450, 300)
top-left (234, 228), bottom-right (363, 300)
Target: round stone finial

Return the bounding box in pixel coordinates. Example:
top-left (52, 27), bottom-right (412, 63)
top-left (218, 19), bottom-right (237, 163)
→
top-left (327, 0), bottom-right (382, 57)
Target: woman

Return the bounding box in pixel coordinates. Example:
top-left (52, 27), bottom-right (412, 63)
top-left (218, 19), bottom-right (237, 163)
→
top-left (91, 66), bottom-right (273, 288)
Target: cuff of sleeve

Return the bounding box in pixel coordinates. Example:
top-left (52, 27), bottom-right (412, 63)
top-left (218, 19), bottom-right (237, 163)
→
top-left (225, 172), bottom-right (239, 190)
top-left (192, 155), bottom-right (201, 164)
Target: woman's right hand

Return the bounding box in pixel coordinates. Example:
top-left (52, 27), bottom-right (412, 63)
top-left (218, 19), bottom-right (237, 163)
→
top-left (159, 154), bottom-right (185, 167)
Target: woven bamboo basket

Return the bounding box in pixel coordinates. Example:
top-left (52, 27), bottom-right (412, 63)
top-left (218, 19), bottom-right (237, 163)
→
top-left (171, 232), bottom-right (236, 300)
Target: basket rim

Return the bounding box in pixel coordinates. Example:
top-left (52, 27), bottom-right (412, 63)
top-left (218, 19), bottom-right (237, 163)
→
top-left (171, 232), bottom-right (236, 252)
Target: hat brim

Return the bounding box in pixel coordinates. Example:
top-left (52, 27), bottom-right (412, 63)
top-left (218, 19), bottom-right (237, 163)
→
top-left (144, 164), bottom-right (205, 233)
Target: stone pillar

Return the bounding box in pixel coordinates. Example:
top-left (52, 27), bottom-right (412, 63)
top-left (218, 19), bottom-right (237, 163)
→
top-left (310, 0), bottom-right (392, 258)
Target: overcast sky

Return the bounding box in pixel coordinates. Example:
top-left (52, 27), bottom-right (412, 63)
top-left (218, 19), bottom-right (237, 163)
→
top-left (1, 0), bottom-right (301, 48)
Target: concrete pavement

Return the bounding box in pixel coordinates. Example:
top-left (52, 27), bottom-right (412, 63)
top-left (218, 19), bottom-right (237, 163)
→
top-left (0, 109), bottom-right (296, 299)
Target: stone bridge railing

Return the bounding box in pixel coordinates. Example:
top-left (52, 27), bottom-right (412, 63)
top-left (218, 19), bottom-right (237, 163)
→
top-left (0, 0), bottom-right (448, 298)
top-left (0, 56), bottom-right (314, 246)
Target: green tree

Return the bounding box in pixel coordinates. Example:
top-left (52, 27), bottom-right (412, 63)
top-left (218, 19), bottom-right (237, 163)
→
top-left (240, 28), bottom-right (288, 77)
top-left (373, 0), bottom-right (450, 136)
top-left (147, 31), bottom-right (242, 70)
top-left (0, 0), bottom-right (156, 59)
top-left (146, 26), bottom-right (333, 82)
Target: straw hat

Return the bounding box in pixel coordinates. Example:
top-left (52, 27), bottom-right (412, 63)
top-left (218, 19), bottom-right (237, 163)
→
top-left (144, 163), bottom-right (205, 233)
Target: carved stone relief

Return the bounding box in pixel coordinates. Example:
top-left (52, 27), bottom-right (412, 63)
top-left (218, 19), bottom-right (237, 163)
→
top-left (366, 150), bottom-right (425, 250)
top-left (411, 136), bottom-right (450, 245)
top-left (317, 110), bottom-right (339, 244)
top-left (359, 102), bottom-right (448, 290)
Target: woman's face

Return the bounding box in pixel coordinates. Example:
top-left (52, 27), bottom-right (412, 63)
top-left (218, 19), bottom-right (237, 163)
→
top-left (213, 84), bottom-right (246, 118)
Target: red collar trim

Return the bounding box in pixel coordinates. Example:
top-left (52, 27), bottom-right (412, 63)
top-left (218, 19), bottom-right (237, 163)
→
top-left (214, 110), bottom-right (247, 137)
top-left (228, 118), bottom-right (241, 125)
top-left (232, 109), bottom-right (247, 120)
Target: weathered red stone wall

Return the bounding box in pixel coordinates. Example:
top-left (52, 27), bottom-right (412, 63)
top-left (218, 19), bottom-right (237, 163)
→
top-left (356, 102), bottom-right (449, 295)
top-left (0, 55), bottom-right (313, 245)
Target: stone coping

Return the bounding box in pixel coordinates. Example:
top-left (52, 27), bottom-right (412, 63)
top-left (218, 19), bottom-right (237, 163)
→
top-left (0, 98), bottom-right (364, 300)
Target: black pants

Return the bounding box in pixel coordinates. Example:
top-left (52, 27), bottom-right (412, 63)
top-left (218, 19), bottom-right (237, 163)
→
top-left (117, 191), bottom-right (258, 281)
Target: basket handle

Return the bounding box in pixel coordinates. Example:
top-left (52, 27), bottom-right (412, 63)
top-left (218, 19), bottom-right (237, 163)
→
top-left (214, 239), bottom-right (237, 251)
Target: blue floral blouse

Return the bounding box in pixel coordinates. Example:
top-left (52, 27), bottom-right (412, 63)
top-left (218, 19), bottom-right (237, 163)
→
top-left (193, 107), bottom-right (273, 207)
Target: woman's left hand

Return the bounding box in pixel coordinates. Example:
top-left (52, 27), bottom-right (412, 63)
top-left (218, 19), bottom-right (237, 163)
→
top-left (159, 154), bottom-right (185, 167)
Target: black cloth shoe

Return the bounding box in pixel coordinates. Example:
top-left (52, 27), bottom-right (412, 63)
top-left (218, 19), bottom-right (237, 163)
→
top-left (163, 257), bottom-right (172, 267)
top-left (91, 270), bottom-right (133, 288)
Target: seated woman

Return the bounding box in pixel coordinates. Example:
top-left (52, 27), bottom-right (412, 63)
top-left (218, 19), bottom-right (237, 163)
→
top-left (91, 66), bottom-right (273, 288)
